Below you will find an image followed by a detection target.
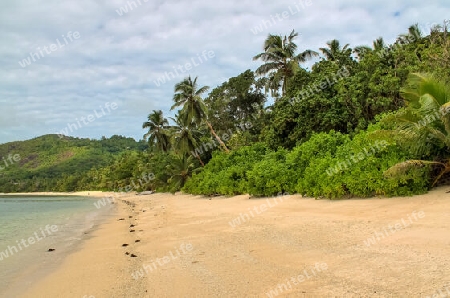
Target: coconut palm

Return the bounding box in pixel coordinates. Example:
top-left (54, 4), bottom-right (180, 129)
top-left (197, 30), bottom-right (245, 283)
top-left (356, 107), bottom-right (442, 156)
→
top-left (142, 110), bottom-right (171, 152)
top-left (253, 30), bottom-right (318, 96)
top-left (319, 39), bottom-right (353, 66)
top-left (170, 111), bottom-right (205, 166)
top-left (166, 154), bottom-right (198, 193)
top-left (373, 37), bottom-right (387, 52)
top-left (397, 24), bottom-right (422, 44)
top-left (171, 76), bottom-right (229, 152)
top-left (381, 73), bottom-right (450, 186)
top-left (354, 37), bottom-right (387, 60)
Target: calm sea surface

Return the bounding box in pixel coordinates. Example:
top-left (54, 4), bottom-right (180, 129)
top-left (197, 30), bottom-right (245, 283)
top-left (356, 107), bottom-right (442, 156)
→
top-left (0, 195), bottom-right (114, 296)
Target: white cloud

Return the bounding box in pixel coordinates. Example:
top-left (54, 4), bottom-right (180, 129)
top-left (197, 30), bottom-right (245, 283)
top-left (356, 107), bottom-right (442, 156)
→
top-left (1, 0), bottom-right (450, 143)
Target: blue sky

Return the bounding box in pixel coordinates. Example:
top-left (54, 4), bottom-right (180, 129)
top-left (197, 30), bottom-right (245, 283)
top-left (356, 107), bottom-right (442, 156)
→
top-left (0, 0), bottom-right (449, 144)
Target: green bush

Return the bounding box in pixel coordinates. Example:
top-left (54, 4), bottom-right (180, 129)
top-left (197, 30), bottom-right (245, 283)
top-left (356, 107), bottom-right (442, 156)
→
top-left (286, 131), bottom-right (349, 198)
top-left (297, 130), bottom-right (430, 198)
top-left (183, 143), bottom-right (270, 195)
top-left (247, 149), bottom-right (292, 196)
top-left (183, 128), bottom-right (430, 199)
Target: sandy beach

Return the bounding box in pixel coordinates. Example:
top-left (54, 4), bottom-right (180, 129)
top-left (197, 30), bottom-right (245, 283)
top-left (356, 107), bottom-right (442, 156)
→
top-left (12, 189), bottom-right (450, 297)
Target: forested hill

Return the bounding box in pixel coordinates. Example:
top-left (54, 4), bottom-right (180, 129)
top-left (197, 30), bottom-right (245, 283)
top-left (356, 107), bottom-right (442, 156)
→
top-left (0, 134), bottom-right (148, 193)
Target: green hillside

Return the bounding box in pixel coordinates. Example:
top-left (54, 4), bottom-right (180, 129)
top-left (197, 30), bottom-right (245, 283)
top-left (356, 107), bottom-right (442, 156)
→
top-left (0, 134), bottom-right (148, 192)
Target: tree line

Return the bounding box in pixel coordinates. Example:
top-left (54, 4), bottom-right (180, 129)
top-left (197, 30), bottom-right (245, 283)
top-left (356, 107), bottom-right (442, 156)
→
top-left (143, 22), bottom-right (450, 197)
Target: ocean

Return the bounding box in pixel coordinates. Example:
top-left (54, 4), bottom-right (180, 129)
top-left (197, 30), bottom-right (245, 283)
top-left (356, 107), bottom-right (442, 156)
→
top-left (0, 195), bottom-right (114, 296)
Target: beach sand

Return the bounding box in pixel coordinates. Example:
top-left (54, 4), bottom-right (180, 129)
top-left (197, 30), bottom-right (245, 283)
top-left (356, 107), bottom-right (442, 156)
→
top-left (16, 188), bottom-right (450, 297)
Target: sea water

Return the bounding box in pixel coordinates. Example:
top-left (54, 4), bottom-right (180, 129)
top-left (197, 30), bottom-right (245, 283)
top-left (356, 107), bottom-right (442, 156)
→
top-left (0, 195), bottom-right (114, 296)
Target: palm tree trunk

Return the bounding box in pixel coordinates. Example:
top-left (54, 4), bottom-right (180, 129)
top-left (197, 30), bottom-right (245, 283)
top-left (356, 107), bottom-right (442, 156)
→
top-left (205, 120), bottom-right (230, 153)
top-left (194, 153), bottom-right (205, 167)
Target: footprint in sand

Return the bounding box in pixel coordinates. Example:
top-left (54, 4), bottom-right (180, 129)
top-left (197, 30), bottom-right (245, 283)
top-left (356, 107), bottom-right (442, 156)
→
top-left (130, 230), bottom-right (135, 232)
top-left (135, 240), bottom-right (140, 243)
top-left (122, 244), bottom-right (129, 247)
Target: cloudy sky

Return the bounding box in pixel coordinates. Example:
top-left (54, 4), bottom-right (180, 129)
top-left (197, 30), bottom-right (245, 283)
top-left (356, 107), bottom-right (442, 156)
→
top-left (0, 0), bottom-right (449, 144)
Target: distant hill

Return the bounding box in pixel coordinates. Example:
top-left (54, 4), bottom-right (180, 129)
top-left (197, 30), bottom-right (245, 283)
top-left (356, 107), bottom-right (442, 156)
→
top-left (0, 134), bottom-right (148, 192)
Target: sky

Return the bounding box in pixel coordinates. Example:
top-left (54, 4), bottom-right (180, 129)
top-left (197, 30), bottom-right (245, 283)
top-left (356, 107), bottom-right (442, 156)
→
top-left (0, 0), bottom-right (449, 144)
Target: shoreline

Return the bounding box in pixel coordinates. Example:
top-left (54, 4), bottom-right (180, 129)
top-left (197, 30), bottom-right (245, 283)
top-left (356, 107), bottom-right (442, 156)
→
top-left (0, 191), bottom-right (114, 198)
top-left (17, 194), bottom-right (142, 298)
top-left (0, 194), bottom-right (118, 297)
top-left (9, 188), bottom-right (450, 296)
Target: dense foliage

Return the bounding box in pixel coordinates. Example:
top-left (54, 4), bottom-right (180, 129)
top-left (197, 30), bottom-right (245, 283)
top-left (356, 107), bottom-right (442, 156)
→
top-left (184, 129), bottom-right (430, 198)
top-left (183, 22), bottom-right (450, 198)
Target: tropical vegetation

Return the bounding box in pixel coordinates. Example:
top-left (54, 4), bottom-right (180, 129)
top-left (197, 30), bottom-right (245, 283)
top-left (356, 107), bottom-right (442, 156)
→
top-left (2, 21), bottom-right (450, 198)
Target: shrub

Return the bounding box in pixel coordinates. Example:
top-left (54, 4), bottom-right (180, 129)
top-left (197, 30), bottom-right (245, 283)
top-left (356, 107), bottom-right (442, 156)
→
top-left (184, 129), bottom-right (430, 199)
top-left (297, 130), bottom-right (430, 198)
top-left (183, 143), bottom-right (270, 195)
top-left (247, 149), bottom-right (292, 196)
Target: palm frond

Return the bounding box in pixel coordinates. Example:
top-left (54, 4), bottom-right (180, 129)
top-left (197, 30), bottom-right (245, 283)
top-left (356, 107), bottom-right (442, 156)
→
top-left (384, 160), bottom-right (440, 178)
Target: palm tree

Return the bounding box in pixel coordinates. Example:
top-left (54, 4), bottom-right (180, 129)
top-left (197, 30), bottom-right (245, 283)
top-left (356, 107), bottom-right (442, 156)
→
top-left (253, 29), bottom-right (318, 96)
top-left (397, 24), bottom-right (422, 44)
top-left (171, 76), bottom-right (229, 153)
top-left (372, 37), bottom-right (387, 52)
top-left (381, 73), bottom-right (450, 186)
top-left (319, 39), bottom-right (352, 65)
top-left (142, 110), bottom-right (171, 152)
top-left (170, 111), bottom-right (205, 166)
top-left (354, 37), bottom-right (387, 60)
top-left (166, 154), bottom-right (198, 193)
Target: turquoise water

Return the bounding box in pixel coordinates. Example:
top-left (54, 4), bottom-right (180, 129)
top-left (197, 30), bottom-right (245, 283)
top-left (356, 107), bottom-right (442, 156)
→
top-left (0, 196), bottom-right (92, 245)
top-left (0, 195), bottom-right (114, 296)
